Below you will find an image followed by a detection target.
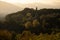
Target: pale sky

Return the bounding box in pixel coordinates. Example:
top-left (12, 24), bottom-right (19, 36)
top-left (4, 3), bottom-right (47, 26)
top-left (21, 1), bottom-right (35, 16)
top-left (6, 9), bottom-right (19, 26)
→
top-left (0, 0), bottom-right (60, 9)
top-left (0, 0), bottom-right (60, 4)
top-left (0, 0), bottom-right (60, 21)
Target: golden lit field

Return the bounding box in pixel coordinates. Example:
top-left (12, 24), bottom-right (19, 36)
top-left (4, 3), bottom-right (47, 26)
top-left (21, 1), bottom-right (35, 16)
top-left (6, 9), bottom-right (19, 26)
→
top-left (0, 30), bottom-right (60, 40)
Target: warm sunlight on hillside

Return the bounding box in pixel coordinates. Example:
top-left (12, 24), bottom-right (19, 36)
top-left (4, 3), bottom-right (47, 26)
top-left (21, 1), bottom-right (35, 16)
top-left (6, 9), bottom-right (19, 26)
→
top-left (0, 1), bottom-right (21, 21)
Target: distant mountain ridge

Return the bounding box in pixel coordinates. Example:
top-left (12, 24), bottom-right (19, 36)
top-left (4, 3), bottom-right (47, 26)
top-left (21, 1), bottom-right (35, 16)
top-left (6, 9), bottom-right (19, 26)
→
top-left (0, 1), bottom-right (21, 21)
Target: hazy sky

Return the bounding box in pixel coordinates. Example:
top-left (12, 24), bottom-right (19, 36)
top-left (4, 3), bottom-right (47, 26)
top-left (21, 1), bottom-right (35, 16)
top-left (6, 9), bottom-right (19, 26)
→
top-left (0, 0), bottom-right (60, 9)
top-left (1, 0), bottom-right (60, 4)
top-left (0, 0), bottom-right (60, 21)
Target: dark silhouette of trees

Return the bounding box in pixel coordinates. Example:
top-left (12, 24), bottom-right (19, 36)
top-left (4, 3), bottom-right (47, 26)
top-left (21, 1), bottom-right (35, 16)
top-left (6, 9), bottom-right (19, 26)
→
top-left (0, 8), bottom-right (60, 40)
top-left (0, 8), bottom-right (60, 35)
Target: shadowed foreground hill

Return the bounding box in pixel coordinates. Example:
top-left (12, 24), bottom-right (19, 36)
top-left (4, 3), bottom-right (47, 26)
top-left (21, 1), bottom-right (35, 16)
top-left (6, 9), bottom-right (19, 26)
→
top-left (5, 8), bottom-right (60, 33)
top-left (0, 8), bottom-right (60, 40)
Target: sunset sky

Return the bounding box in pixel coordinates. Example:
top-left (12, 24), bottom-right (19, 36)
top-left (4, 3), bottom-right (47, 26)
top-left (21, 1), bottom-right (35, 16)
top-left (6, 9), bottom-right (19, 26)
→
top-left (0, 0), bottom-right (60, 9)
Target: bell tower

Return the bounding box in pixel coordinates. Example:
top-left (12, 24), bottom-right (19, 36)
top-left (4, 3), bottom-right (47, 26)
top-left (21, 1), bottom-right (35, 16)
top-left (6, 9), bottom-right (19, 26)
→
top-left (33, 7), bottom-right (38, 19)
top-left (35, 7), bottom-right (38, 16)
top-left (36, 7), bottom-right (37, 11)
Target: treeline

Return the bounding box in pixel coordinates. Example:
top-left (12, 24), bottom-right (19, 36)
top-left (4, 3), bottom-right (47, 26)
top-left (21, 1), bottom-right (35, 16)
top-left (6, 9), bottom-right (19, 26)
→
top-left (0, 8), bottom-right (60, 34)
top-left (0, 8), bottom-right (60, 40)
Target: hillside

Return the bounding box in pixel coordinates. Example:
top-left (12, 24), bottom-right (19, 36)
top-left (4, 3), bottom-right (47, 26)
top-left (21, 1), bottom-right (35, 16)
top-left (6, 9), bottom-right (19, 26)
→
top-left (5, 8), bottom-right (60, 33)
top-left (0, 8), bottom-right (60, 40)
top-left (0, 1), bottom-right (21, 21)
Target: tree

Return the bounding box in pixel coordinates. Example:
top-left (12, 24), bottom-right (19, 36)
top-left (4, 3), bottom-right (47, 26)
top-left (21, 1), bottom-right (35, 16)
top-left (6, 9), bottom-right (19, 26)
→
top-left (32, 19), bottom-right (40, 27)
top-left (24, 21), bottom-right (32, 29)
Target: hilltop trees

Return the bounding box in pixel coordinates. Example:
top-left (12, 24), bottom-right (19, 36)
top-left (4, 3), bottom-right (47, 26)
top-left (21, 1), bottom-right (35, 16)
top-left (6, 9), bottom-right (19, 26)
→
top-left (24, 21), bottom-right (32, 29)
top-left (4, 8), bottom-right (60, 34)
top-left (0, 8), bottom-right (60, 40)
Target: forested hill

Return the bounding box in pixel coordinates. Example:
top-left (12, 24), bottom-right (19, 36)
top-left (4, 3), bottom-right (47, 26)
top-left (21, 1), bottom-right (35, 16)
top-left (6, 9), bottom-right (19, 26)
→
top-left (6, 8), bottom-right (60, 18)
top-left (6, 8), bottom-right (60, 16)
top-left (6, 8), bottom-right (60, 23)
top-left (0, 8), bottom-right (60, 34)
